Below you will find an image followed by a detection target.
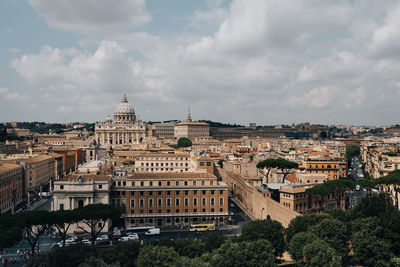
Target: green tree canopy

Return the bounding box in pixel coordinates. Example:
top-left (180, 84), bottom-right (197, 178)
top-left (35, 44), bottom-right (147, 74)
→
top-left (303, 239), bottom-right (341, 267)
top-left (137, 245), bottom-right (179, 267)
top-left (210, 239), bottom-right (277, 267)
top-left (288, 232), bottom-right (318, 263)
top-left (352, 230), bottom-right (392, 267)
top-left (102, 242), bottom-right (141, 267)
top-left (256, 158), bottom-right (299, 183)
top-left (177, 137), bottom-right (192, 148)
top-left (241, 219), bottom-right (285, 257)
top-left (286, 213), bottom-right (331, 244)
top-left (309, 218), bottom-right (349, 257)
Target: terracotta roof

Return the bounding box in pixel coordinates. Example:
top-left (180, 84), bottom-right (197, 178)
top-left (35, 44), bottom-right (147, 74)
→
top-left (137, 153), bottom-right (189, 158)
top-left (286, 173), bottom-right (297, 183)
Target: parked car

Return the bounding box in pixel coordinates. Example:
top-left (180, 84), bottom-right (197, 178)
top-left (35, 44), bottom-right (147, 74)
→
top-left (81, 239), bottom-right (91, 245)
top-left (120, 233), bottom-right (139, 242)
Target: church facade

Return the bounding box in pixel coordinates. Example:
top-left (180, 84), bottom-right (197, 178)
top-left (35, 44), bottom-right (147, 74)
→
top-left (95, 95), bottom-right (148, 147)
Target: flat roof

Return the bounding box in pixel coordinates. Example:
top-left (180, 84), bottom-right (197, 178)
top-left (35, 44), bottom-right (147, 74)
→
top-left (0, 162), bottom-right (22, 173)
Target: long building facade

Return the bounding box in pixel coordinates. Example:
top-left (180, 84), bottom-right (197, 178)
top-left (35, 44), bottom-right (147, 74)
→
top-left (95, 95), bottom-right (148, 147)
top-left (52, 172), bottom-right (230, 229)
top-left (0, 162), bottom-right (23, 213)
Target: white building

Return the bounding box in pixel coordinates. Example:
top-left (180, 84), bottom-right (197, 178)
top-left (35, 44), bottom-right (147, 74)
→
top-left (95, 95), bottom-right (148, 147)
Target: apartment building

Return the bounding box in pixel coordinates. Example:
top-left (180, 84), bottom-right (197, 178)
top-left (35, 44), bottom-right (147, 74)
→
top-left (134, 153), bottom-right (195, 173)
top-left (112, 172), bottom-right (229, 227)
top-left (0, 162), bottom-right (23, 213)
top-left (304, 159), bottom-right (347, 180)
top-left (280, 184), bottom-right (346, 214)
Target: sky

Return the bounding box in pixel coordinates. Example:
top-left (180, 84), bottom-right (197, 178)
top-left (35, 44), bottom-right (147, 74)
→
top-left (1, 0), bottom-right (400, 126)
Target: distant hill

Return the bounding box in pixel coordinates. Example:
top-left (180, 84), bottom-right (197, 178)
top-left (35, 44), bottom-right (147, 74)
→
top-left (199, 120), bottom-right (243, 128)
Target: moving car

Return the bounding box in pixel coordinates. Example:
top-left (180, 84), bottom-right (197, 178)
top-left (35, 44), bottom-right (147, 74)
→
top-left (145, 228), bottom-right (160, 235)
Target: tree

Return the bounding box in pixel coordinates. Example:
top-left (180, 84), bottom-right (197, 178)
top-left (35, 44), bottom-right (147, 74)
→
top-left (346, 145), bottom-right (360, 167)
top-left (357, 178), bottom-right (376, 196)
top-left (52, 209), bottom-right (79, 247)
top-left (352, 230), bottom-right (392, 267)
top-left (241, 219), bottom-right (285, 257)
top-left (102, 242), bottom-right (140, 267)
top-left (303, 239), bottom-right (341, 267)
top-left (309, 218), bottom-right (349, 257)
top-left (0, 213), bottom-right (23, 250)
top-left (351, 193), bottom-right (395, 219)
top-left (79, 257), bottom-right (116, 267)
top-left (29, 244), bottom-right (96, 267)
top-left (305, 184), bottom-right (330, 211)
top-left (376, 170), bottom-right (400, 209)
top-left (210, 240), bottom-right (277, 267)
top-left (285, 213), bottom-right (331, 244)
top-left (324, 179), bottom-right (355, 209)
top-left (203, 232), bottom-right (225, 253)
top-left (174, 238), bottom-right (205, 258)
top-left (256, 158), bottom-right (299, 183)
top-left (18, 210), bottom-right (54, 254)
top-left (137, 245), bottom-right (179, 267)
top-left (74, 204), bottom-right (121, 246)
top-left (176, 256), bottom-right (209, 267)
top-left (177, 137), bottom-right (192, 148)
top-left (288, 232), bottom-right (318, 262)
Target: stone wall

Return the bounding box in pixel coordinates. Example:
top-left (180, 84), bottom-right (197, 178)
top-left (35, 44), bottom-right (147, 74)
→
top-left (216, 167), bottom-right (300, 227)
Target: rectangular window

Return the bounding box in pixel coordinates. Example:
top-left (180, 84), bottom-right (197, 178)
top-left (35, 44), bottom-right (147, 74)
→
top-left (184, 198), bottom-right (189, 206)
top-left (219, 197), bottom-right (224, 206)
top-left (98, 184), bottom-right (102, 189)
top-left (60, 185), bottom-right (64, 190)
top-left (176, 198), bottom-right (180, 206)
top-left (176, 181), bottom-right (179, 186)
top-left (193, 198), bottom-right (198, 206)
top-left (167, 181), bottom-right (170, 186)
top-left (140, 199), bottom-right (144, 207)
top-left (158, 181), bottom-right (162, 186)
top-left (211, 198), bottom-right (215, 206)
top-left (60, 204), bottom-right (64, 210)
top-left (131, 199), bottom-right (135, 208)
top-left (202, 198), bottom-right (206, 206)
top-left (158, 198), bottom-right (162, 207)
top-left (167, 198), bottom-right (171, 207)
top-left (149, 199), bottom-right (153, 207)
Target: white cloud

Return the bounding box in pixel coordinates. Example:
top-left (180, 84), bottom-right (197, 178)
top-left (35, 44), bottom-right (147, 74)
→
top-left (7, 0), bottom-right (400, 124)
top-left (28, 0), bottom-right (151, 34)
top-left (369, 5), bottom-right (400, 58)
top-left (0, 87), bottom-right (20, 102)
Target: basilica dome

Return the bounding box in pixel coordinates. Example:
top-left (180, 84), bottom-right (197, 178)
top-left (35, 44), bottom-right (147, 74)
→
top-left (113, 94), bottom-right (136, 122)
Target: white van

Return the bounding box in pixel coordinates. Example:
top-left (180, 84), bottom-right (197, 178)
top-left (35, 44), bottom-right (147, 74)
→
top-left (145, 228), bottom-right (160, 235)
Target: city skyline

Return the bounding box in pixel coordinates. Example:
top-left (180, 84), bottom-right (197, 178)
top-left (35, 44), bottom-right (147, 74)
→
top-left (1, 0), bottom-right (400, 125)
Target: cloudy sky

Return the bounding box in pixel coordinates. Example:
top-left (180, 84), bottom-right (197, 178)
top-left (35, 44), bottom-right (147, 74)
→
top-left (1, 0), bottom-right (400, 126)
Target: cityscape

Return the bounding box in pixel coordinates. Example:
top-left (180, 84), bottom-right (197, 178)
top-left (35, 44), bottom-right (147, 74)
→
top-left (1, 1), bottom-right (400, 267)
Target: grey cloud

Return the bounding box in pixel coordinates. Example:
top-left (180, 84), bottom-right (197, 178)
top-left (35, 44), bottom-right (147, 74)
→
top-left (28, 0), bottom-right (151, 34)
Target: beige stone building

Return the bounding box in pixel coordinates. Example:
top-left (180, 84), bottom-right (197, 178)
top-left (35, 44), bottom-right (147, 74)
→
top-left (112, 172), bottom-right (229, 227)
top-left (52, 174), bottom-right (111, 211)
top-left (174, 113), bottom-right (210, 140)
top-left (25, 154), bottom-right (56, 193)
top-left (304, 159), bottom-right (347, 180)
top-left (95, 95), bottom-right (147, 147)
top-left (134, 153), bottom-right (195, 173)
top-left (0, 162), bottom-right (23, 213)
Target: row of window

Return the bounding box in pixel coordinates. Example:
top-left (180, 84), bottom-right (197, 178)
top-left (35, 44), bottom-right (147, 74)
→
top-left (113, 189), bottom-right (224, 197)
top-left (140, 162), bottom-right (189, 167)
top-left (137, 157), bottom-right (189, 161)
top-left (113, 180), bottom-right (216, 187)
top-left (128, 197), bottom-right (224, 208)
top-left (131, 207), bottom-right (224, 214)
